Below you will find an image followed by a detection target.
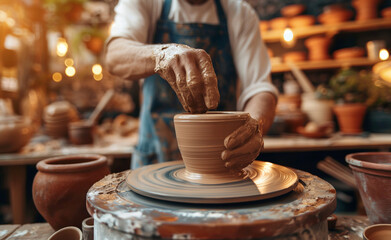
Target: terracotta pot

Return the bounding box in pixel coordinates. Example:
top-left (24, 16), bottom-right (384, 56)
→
top-left (353, 0), bottom-right (380, 21)
top-left (281, 4), bottom-right (306, 18)
top-left (305, 36), bottom-right (331, 61)
top-left (333, 47), bottom-right (366, 60)
top-left (289, 15), bottom-right (316, 28)
top-left (0, 116), bottom-right (34, 153)
top-left (333, 103), bottom-right (366, 134)
top-left (381, 7), bottom-right (391, 19)
top-left (68, 121), bottom-right (94, 145)
top-left (363, 224), bottom-right (391, 239)
top-left (269, 17), bottom-right (288, 30)
top-left (283, 51), bottom-right (307, 63)
top-left (346, 152), bottom-right (391, 224)
top-left (174, 112), bottom-right (248, 176)
top-left (32, 154), bottom-right (110, 230)
top-left (318, 8), bottom-right (353, 25)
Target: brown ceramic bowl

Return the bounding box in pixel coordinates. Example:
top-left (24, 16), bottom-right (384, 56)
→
top-left (281, 4), bottom-right (306, 18)
top-left (289, 15), bottom-right (316, 28)
top-left (297, 126), bottom-right (329, 138)
top-left (259, 21), bottom-right (269, 32)
top-left (333, 47), bottom-right (366, 59)
top-left (283, 51), bottom-right (307, 63)
top-left (174, 111), bottom-right (248, 176)
top-left (318, 9), bottom-right (353, 25)
top-left (381, 7), bottom-right (391, 19)
top-left (68, 121), bottom-right (94, 145)
top-left (0, 116), bottom-right (34, 153)
top-left (363, 224), bottom-right (391, 240)
top-left (269, 17), bottom-right (289, 30)
top-left (346, 152), bottom-right (391, 224)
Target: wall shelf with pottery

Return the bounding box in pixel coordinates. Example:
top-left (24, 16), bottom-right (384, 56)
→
top-left (271, 58), bottom-right (381, 73)
top-left (261, 18), bottom-right (391, 43)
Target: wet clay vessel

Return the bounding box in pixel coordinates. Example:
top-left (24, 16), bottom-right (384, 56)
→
top-left (32, 154), bottom-right (110, 230)
top-left (174, 111), bottom-right (248, 178)
top-left (363, 224), bottom-right (391, 240)
top-left (346, 152), bottom-right (391, 224)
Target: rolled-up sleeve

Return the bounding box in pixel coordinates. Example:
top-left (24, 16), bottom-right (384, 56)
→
top-left (227, 1), bottom-right (279, 110)
top-left (108, 0), bottom-right (153, 44)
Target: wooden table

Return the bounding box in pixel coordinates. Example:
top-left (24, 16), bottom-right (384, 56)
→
top-left (0, 215), bottom-right (371, 239)
top-left (264, 133), bottom-right (391, 152)
top-left (0, 134), bottom-right (136, 224)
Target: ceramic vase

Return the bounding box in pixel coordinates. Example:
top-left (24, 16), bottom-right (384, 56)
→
top-left (301, 93), bottom-right (334, 124)
top-left (32, 154), bottom-right (110, 230)
top-left (333, 103), bottom-right (367, 134)
top-left (346, 152), bottom-right (391, 224)
top-left (174, 112), bottom-right (248, 177)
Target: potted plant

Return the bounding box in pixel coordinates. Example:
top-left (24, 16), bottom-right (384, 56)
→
top-left (325, 68), bottom-right (372, 134)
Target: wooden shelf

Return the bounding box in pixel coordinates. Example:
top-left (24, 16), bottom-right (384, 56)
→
top-left (271, 58), bottom-right (380, 73)
top-left (262, 18), bottom-right (391, 43)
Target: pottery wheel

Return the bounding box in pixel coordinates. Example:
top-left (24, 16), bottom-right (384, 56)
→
top-left (126, 161), bottom-right (299, 204)
top-left (87, 170), bottom-right (336, 239)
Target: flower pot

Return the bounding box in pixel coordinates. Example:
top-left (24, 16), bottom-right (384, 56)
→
top-left (346, 152), bottom-right (391, 224)
top-left (32, 154), bottom-right (110, 230)
top-left (173, 112), bottom-right (248, 177)
top-left (352, 0), bottom-right (380, 21)
top-left (333, 103), bottom-right (367, 134)
top-left (301, 93), bottom-right (335, 125)
top-left (305, 36), bottom-right (331, 61)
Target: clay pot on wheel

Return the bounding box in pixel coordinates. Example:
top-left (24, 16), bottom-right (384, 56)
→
top-left (174, 112), bottom-right (248, 178)
top-left (32, 154), bottom-right (110, 230)
top-left (346, 152), bottom-right (391, 224)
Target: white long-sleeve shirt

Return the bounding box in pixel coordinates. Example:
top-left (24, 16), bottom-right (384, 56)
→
top-left (109, 0), bottom-right (278, 110)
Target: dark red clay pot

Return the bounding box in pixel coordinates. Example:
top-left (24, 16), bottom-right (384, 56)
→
top-left (32, 154), bottom-right (110, 230)
top-left (346, 152), bottom-right (391, 224)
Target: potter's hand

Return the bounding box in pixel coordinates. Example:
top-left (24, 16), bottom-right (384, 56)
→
top-left (221, 116), bottom-right (263, 175)
top-left (154, 44), bottom-right (220, 113)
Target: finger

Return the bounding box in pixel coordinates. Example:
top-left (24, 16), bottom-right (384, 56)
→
top-left (222, 135), bottom-right (263, 162)
top-left (165, 68), bottom-right (189, 112)
top-left (224, 117), bottom-right (259, 150)
top-left (185, 59), bottom-right (208, 113)
top-left (197, 50), bottom-right (220, 109)
top-left (175, 66), bottom-right (196, 113)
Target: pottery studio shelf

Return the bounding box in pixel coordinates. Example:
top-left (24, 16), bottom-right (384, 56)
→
top-left (261, 18), bottom-right (391, 43)
top-left (271, 58), bottom-right (381, 73)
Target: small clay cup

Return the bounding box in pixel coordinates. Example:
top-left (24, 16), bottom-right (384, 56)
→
top-left (82, 217), bottom-right (94, 240)
top-left (68, 121), bottom-right (94, 145)
top-left (174, 112), bottom-right (248, 177)
top-left (363, 224), bottom-right (391, 240)
top-left (47, 226), bottom-right (82, 240)
top-left (346, 152), bottom-right (391, 224)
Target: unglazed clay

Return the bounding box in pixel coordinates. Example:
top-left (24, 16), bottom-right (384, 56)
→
top-left (346, 152), bottom-right (391, 224)
top-left (174, 111), bottom-right (249, 178)
top-left (127, 160), bottom-right (298, 204)
top-left (363, 224), bottom-right (391, 240)
top-left (32, 154), bottom-right (110, 230)
top-left (153, 44), bottom-right (220, 113)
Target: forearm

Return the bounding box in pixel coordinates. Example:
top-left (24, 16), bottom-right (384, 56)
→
top-left (105, 38), bottom-right (159, 81)
top-left (243, 91), bottom-right (277, 135)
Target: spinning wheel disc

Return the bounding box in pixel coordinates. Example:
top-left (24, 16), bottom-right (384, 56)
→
top-left (127, 161), bottom-right (299, 204)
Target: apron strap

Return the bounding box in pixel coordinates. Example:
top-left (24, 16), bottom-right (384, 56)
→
top-left (214, 0), bottom-right (227, 25)
top-left (161, 0), bottom-right (172, 21)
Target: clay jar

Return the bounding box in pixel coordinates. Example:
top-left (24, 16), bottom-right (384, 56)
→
top-left (305, 36), bottom-right (331, 61)
top-left (353, 0), bottom-right (380, 21)
top-left (32, 154), bottom-right (110, 230)
top-left (174, 112), bottom-right (248, 178)
top-left (346, 152), bottom-right (391, 224)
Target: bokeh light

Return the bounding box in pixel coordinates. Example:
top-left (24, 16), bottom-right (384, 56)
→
top-left (93, 73), bottom-right (103, 81)
top-left (64, 58), bottom-right (74, 67)
top-left (379, 49), bottom-right (389, 61)
top-left (92, 64), bottom-right (102, 75)
top-left (52, 72), bottom-right (62, 82)
top-left (56, 38), bottom-right (68, 57)
top-left (65, 66), bottom-right (76, 77)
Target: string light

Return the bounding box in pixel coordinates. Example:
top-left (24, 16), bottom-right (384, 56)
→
top-left (52, 72), bottom-right (62, 82)
top-left (379, 49), bottom-right (389, 61)
top-left (65, 66), bottom-right (76, 77)
top-left (93, 73), bottom-right (103, 81)
top-left (281, 28), bottom-right (296, 48)
top-left (92, 64), bottom-right (102, 75)
top-left (56, 38), bottom-right (68, 57)
top-left (64, 58), bottom-right (74, 67)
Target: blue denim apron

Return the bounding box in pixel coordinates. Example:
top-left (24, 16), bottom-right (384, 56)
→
top-left (132, 0), bottom-right (237, 168)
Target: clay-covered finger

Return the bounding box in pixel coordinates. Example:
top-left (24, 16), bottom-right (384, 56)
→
top-left (222, 135), bottom-right (263, 162)
top-left (165, 68), bottom-right (189, 112)
top-left (197, 50), bottom-right (220, 109)
top-left (175, 66), bottom-right (196, 113)
top-left (186, 60), bottom-right (208, 113)
top-left (224, 117), bottom-right (259, 150)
